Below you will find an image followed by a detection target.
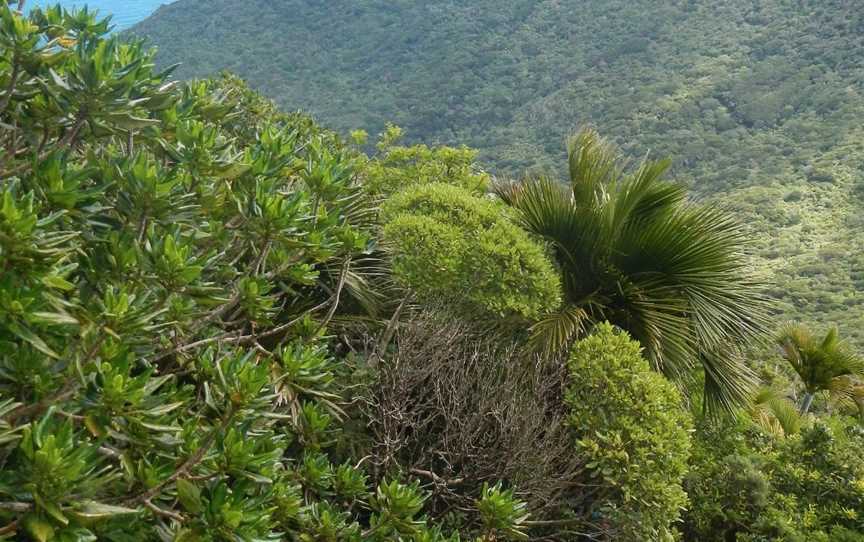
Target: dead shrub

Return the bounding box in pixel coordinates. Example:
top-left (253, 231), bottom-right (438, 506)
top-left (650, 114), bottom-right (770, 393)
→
top-left (364, 310), bottom-right (585, 520)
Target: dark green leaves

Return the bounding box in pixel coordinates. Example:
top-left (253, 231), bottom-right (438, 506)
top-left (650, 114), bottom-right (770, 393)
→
top-left (502, 129), bottom-right (768, 409)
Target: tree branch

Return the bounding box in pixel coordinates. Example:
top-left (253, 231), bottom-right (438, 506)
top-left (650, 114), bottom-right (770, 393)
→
top-left (0, 502), bottom-right (32, 513)
top-left (143, 499), bottom-right (184, 522)
top-left (0, 52), bottom-right (21, 113)
top-left (126, 409), bottom-right (235, 506)
top-left (0, 519), bottom-right (18, 536)
top-left (0, 113), bottom-right (86, 178)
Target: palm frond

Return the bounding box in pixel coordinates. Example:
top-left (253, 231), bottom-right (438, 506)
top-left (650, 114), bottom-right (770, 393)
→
top-left (701, 349), bottom-right (759, 414)
top-left (502, 175), bottom-right (606, 300)
top-left (610, 157), bottom-right (682, 231)
top-left (528, 306), bottom-right (590, 356)
top-left (566, 127), bottom-right (620, 207)
top-left (612, 281), bottom-right (696, 379)
top-left (777, 323), bottom-right (864, 396)
top-left (826, 374), bottom-right (860, 403)
top-left (493, 179), bottom-right (523, 207)
top-left (500, 128), bottom-right (768, 410)
top-left (749, 387), bottom-right (802, 437)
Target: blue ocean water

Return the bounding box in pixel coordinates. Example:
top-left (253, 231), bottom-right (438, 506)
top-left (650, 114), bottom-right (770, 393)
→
top-left (26, 0), bottom-right (174, 31)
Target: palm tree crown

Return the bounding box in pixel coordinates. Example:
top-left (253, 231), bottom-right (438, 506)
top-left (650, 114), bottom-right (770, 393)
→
top-left (776, 323), bottom-right (864, 413)
top-left (497, 129), bottom-right (767, 410)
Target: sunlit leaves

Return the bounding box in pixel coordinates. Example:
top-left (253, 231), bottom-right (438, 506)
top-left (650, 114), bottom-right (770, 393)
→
top-left (566, 323), bottom-right (692, 540)
top-left (382, 182), bottom-right (562, 321)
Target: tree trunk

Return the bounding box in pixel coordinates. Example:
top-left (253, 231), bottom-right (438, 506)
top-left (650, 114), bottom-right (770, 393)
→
top-left (799, 392), bottom-right (815, 414)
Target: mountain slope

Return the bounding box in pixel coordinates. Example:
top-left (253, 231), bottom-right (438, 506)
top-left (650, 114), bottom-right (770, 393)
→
top-left (133, 0), bottom-right (864, 343)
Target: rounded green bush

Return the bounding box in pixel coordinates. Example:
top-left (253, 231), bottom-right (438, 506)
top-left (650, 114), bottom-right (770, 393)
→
top-left (383, 214), bottom-right (463, 297)
top-left (382, 183), bottom-right (561, 321)
top-left (362, 133), bottom-right (490, 197)
top-left (566, 323), bottom-right (693, 541)
top-left (381, 182), bottom-right (502, 229)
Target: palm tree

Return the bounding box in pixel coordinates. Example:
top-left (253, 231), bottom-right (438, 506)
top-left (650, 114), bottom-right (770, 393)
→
top-left (497, 128), bottom-right (767, 410)
top-left (749, 387), bottom-right (802, 437)
top-left (849, 382), bottom-right (864, 422)
top-left (776, 323), bottom-right (864, 414)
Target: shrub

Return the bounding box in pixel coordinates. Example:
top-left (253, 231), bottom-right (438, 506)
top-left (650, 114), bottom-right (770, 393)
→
top-left (366, 310), bottom-right (582, 525)
top-left (0, 7), bottom-right (513, 540)
top-left (683, 416), bottom-right (864, 541)
top-left (380, 180), bottom-right (502, 228)
top-left (362, 125), bottom-right (490, 197)
top-left (382, 183), bottom-right (561, 321)
top-left (566, 323), bottom-right (693, 541)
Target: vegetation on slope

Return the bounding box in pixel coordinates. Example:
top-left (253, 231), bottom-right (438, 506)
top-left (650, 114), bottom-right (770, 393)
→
top-left (0, 7), bottom-right (531, 540)
top-left (3, 3), bottom-right (864, 541)
top-left (133, 0), bottom-right (864, 346)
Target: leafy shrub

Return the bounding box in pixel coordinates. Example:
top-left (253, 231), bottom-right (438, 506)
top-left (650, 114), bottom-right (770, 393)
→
top-left (382, 183), bottom-right (561, 320)
top-left (380, 180), bottom-right (502, 228)
top-left (566, 323), bottom-right (693, 541)
top-left (362, 125), bottom-right (490, 197)
top-left (683, 416), bottom-right (864, 541)
top-left (0, 7), bottom-right (515, 540)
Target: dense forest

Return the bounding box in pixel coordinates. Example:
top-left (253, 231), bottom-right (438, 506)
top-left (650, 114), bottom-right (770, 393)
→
top-left (2, 2), bottom-right (864, 541)
top-left (133, 0), bottom-right (864, 347)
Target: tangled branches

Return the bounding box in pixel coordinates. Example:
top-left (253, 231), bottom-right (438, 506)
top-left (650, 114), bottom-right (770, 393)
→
top-left (365, 311), bottom-right (585, 521)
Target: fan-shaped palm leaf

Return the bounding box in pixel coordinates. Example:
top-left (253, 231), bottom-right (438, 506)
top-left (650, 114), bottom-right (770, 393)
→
top-left (847, 381), bottom-right (864, 422)
top-left (777, 323), bottom-right (864, 413)
top-left (749, 387), bottom-right (802, 437)
top-left (497, 128), bottom-right (768, 410)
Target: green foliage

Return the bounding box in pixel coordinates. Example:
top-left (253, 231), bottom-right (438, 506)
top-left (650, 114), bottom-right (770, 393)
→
top-left (7, 3), bottom-right (864, 541)
top-left (134, 0), bottom-right (864, 349)
top-left (475, 483), bottom-right (530, 541)
top-left (382, 182), bottom-right (561, 321)
top-left (381, 182), bottom-right (503, 228)
top-left (0, 6), bottom-right (506, 540)
top-left (749, 387), bottom-right (803, 438)
top-left (777, 323), bottom-right (864, 413)
top-left (566, 323), bottom-right (692, 541)
top-left (683, 416), bottom-right (864, 541)
top-left (503, 129), bottom-right (767, 410)
top-left (362, 126), bottom-right (490, 197)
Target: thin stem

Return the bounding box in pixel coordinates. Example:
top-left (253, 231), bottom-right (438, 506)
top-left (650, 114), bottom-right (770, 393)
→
top-left (374, 295), bottom-right (410, 360)
top-left (0, 113), bottom-right (86, 178)
top-left (143, 499), bottom-right (184, 522)
top-left (313, 257), bottom-right (351, 336)
top-left (800, 392), bottom-right (815, 415)
top-left (0, 52), bottom-right (20, 112)
top-left (126, 409), bottom-right (235, 506)
top-left (152, 297), bottom-right (334, 363)
top-left (0, 519), bottom-right (18, 536)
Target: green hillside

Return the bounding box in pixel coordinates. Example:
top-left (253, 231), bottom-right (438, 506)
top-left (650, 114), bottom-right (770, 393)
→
top-left (133, 0), bottom-right (864, 343)
top-left (5, 5), bottom-right (864, 540)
